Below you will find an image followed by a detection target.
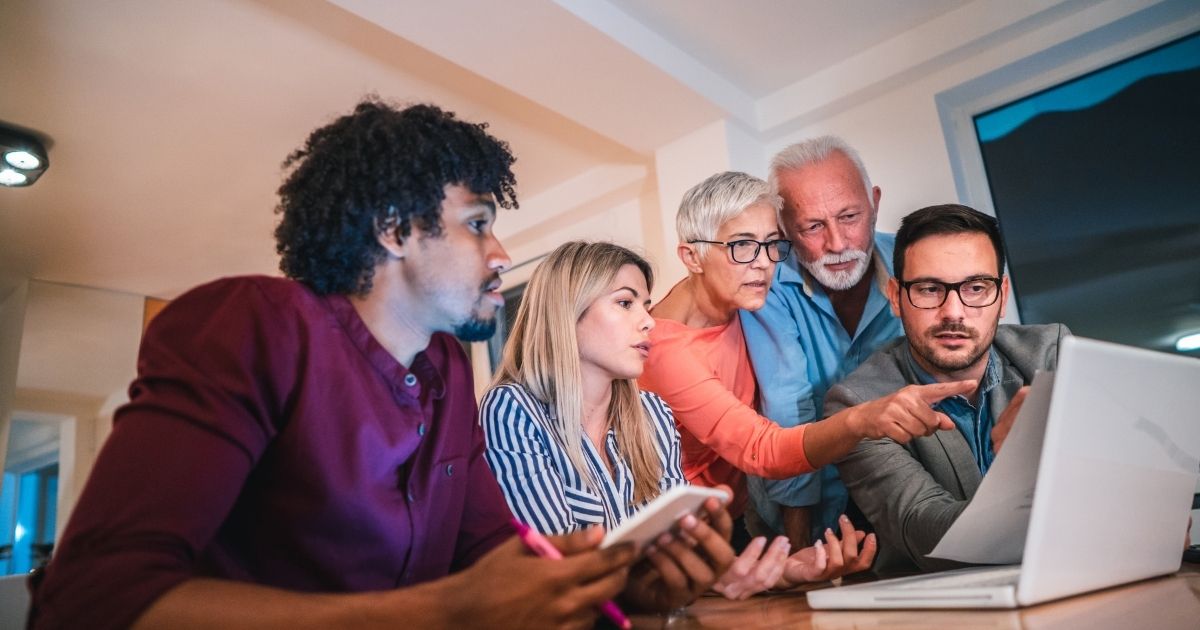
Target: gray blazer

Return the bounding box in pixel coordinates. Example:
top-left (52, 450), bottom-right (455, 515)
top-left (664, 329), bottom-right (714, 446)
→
top-left (827, 323), bottom-right (1070, 574)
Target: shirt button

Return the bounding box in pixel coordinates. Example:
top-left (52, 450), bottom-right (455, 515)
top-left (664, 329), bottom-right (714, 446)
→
top-left (445, 464), bottom-right (454, 477)
top-left (417, 423), bottom-right (426, 436)
top-left (407, 491), bottom-right (415, 503)
top-left (404, 374), bottom-right (418, 387)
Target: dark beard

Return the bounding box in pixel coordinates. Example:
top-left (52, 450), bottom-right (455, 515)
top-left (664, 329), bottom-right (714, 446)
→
top-left (453, 317), bottom-right (497, 342)
top-left (915, 322), bottom-right (987, 372)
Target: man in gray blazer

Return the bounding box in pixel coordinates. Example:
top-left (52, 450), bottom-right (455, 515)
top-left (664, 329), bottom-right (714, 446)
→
top-left (827, 204), bottom-right (1069, 574)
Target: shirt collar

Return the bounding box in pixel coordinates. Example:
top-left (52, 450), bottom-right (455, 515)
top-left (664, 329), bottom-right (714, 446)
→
top-left (321, 293), bottom-right (446, 400)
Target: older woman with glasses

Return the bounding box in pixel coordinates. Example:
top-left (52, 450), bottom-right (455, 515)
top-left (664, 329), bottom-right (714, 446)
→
top-left (639, 172), bottom-right (906, 597)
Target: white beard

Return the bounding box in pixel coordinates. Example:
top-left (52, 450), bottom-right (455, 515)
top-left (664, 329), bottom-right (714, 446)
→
top-left (801, 248), bottom-right (871, 291)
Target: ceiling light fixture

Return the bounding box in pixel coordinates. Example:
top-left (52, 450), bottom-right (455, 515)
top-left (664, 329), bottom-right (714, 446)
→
top-left (0, 169), bottom-right (28, 186)
top-left (0, 124), bottom-right (50, 187)
top-left (1176, 332), bottom-right (1200, 352)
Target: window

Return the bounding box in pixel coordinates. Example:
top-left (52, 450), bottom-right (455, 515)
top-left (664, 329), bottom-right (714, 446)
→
top-left (972, 32), bottom-right (1199, 354)
top-left (1, 464), bottom-right (58, 575)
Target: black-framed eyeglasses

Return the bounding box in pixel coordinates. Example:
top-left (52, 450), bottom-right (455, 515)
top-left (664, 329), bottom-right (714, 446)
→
top-left (899, 277), bottom-right (1002, 309)
top-left (687, 239), bottom-right (792, 264)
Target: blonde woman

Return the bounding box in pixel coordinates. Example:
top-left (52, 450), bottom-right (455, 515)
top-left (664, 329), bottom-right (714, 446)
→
top-left (481, 241), bottom-right (736, 611)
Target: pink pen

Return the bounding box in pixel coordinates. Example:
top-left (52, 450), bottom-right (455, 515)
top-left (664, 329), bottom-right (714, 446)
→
top-left (510, 519), bottom-right (632, 630)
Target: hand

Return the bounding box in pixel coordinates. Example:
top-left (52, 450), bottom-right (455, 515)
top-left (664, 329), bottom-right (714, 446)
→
top-left (847, 380), bottom-right (975, 444)
top-left (622, 487), bottom-right (737, 612)
top-left (778, 514), bottom-right (876, 587)
top-left (991, 386), bottom-right (1029, 455)
top-left (445, 526), bottom-right (636, 630)
top-left (712, 536), bottom-right (791, 600)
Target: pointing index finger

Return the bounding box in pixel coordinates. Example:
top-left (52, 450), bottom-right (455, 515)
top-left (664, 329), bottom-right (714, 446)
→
top-left (915, 379), bottom-right (976, 404)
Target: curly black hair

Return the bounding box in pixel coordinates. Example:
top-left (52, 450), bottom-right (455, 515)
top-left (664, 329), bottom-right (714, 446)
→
top-left (274, 98), bottom-right (518, 295)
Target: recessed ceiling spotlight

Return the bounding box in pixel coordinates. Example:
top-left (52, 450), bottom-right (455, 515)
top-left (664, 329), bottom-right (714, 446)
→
top-left (0, 124), bottom-right (50, 187)
top-left (5, 150), bottom-right (40, 170)
top-left (0, 168), bottom-right (28, 186)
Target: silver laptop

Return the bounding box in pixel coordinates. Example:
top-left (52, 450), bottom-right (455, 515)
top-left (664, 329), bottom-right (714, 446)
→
top-left (808, 335), bottom-right (1200, 609)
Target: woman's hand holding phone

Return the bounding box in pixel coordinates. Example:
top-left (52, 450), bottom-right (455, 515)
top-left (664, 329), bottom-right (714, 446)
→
top-left (617, 485), bottom-right (736, 612)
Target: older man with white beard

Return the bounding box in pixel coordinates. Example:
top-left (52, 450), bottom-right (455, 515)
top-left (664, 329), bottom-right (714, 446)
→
top-left (741, 137), bottom-right (903, 550)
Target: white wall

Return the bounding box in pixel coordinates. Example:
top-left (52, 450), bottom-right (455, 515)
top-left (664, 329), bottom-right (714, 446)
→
top-left (16, 281), bottom-right (142, 400)
top-left (0, 278), bottom-right (29, 474)
top-left (503, 194), bottom-right (652, 288)
top-left (652, 120), bottom-right (731, 290)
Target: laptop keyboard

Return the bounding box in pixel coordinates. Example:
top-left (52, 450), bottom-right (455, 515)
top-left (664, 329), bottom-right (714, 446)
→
top-left (888, 566), bottom-right (1021, 590)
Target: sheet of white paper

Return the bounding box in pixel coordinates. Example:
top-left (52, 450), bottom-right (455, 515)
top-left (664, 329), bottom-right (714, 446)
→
top-left (928, 371), bottom-right (1056, 564)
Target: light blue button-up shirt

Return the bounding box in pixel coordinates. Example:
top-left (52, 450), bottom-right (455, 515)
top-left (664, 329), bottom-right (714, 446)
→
top-left (741, 233), bottom-right (902, 539)
top-left (907, 346), bottom-right (1002, 475)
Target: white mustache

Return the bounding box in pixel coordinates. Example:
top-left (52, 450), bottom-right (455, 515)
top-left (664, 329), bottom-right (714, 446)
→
top-left (816, 249), bottom-right (868, 266)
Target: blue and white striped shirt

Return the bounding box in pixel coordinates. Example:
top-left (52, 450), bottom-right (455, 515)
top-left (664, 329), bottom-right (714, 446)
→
top-left (481, 383), bottom-right (686, 535)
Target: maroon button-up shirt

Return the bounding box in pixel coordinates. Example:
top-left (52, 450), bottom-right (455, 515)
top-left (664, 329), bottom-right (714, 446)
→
top-left (30, 276), bottom-right (514, 629)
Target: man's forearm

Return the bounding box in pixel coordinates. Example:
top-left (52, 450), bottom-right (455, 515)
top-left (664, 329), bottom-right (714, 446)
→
top-left (781, 506), bottom-right (812, 549)
top-left (131, 577), bottom-right (453, 630)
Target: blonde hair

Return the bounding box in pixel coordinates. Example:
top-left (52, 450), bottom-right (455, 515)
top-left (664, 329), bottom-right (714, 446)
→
top-left (493, 241), bottom-right (663, 504)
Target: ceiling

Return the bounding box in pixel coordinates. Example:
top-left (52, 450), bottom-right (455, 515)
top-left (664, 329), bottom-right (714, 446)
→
top-left (606, 0), bottom-right (970, 98)
top-left (0, 0), bottom-right (1077, 299)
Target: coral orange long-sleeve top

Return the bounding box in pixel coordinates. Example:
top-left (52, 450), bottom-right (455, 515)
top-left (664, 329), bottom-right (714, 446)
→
top-left (639, 317), bottom-right (814, 519)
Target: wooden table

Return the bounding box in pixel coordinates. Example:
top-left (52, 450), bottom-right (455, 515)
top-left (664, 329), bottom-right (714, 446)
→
top-left (629, 563), bottom-right (1200, 629)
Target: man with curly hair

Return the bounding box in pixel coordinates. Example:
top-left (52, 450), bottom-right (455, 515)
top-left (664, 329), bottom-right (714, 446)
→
top-left (29, 100), bottom-right (729, 629)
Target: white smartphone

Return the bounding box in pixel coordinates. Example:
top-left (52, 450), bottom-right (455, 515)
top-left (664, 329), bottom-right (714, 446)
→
top-left (600, 485), bottom-right (729, 551)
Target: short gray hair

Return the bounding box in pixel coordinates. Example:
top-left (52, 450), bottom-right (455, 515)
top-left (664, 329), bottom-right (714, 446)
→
top-left (676, 171), bottom-right (782, 257)
top-left (768, 135), bottom-right (873, 204)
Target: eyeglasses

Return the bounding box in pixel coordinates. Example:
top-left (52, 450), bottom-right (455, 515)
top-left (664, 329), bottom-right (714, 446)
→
top-left (687, 239), bottom-right (792, 264)
top-left (899, 277), bottom-right (1002, 309)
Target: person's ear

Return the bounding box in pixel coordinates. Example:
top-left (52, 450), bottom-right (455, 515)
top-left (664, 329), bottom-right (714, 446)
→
top-left (887, 277), bottom-right (902, 317)
top-left (679, 243), bottom-right (705, 275)
top-left (378, 226), bottom-right (406, 260)
top-left (999, 275), bottom-right (1010, 318)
